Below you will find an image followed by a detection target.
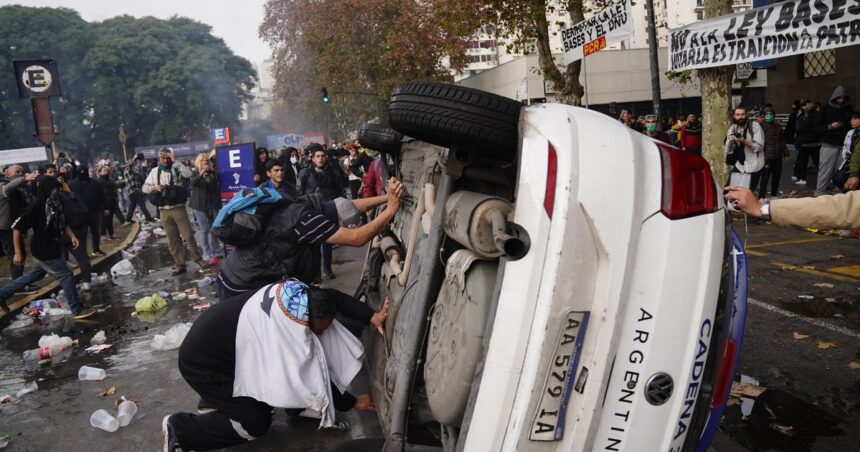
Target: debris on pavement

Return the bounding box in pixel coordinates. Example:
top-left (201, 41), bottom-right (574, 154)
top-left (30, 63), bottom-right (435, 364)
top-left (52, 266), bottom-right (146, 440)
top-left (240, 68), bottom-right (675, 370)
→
top-left (829, 254), bottom-right (845, 259)
top-left (792, 332), bottom-right (810, 340)
top-left (15, 381), bottom-right (38, 398)
top-left (192, 303), bottom-right (211, 311)
top-left (110, 259), bottom-right (134, 277)
top-left (813, 282), bottom-right (834, 288)
top-left (769, 423), bottom-right (796, 436)
top-left (90, 330), bottom-right (107, 345)
top-left (151, 323), bottom-right (192, 351)
top-left (85, 344), bottom-right (113, 354)
top-left (849, 362), bottom-right (860, 370)
top-left (152, 227), bottom-right (167, 236)
top-left (1, 433), bottom-right (10, 448)
top-left (816, 340), bottom-right (837, 350)
top-left (797, 295), bottom-right (814, 300)
top-left (731, 382), bottom-right (766, 399)
top-left (172, 292), bottom-right (188, 301)
top-left (0, 395), bottom-right (11, 404)
top-left (89, 408), bottom-right (119, 432)
top-left (98, 386), bottom-right (117, 398)
top-left (78, 365), bottom-right (107, 381)
top-left (825, 297), bottom-right (837, 303)
top-left (135, 294), bottom-right (167, 312)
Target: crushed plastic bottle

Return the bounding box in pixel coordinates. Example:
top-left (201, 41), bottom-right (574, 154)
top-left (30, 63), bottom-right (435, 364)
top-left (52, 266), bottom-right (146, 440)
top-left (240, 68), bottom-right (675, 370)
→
top-left (151, 323), bottom-right (192, 351)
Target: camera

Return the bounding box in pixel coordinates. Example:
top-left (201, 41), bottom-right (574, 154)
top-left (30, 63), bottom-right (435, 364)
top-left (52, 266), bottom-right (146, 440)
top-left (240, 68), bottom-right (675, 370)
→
top-left (733, 132), bottom-right (742, 138)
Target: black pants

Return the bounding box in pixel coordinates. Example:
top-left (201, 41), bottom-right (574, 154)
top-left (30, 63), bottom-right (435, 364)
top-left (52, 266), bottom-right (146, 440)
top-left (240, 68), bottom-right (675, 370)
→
top-left (87, 212), bottom-right (102, 253)
top-left (171, 373), bottom-right (273, 451)
top-left (0, 229), bottom-right (23, 280)
top-left (68, 225), bottom-right (93, 283)
top-left (348, 179), bottom-right (362, 200)
top-left (794, 145), bottom-right (820, 181)
top-left (101, 199), bottom-right (123, 237)
top-left (125, 191), bottom-right (153, 222)
top-left (758, 158), bottom-right (783, 198)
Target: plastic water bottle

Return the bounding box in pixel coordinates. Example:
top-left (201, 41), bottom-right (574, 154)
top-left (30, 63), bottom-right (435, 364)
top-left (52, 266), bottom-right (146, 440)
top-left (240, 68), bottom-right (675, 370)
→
top-left (23, 347), bottom-right (52, 362)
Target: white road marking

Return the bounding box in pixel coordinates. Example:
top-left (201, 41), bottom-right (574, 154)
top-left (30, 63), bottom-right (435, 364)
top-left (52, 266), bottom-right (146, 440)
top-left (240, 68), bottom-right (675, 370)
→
top-left (749, 297), bottom-right (860, 340)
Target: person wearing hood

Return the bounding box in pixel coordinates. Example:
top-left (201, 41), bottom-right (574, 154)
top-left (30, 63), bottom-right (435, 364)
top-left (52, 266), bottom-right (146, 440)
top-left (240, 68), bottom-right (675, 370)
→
top-left (814, 86), bottom-right (853, 196)
top-left (0, 176), bottom-right (90, 316)
top-left (143, 148), bottom-right (209, 275)
top-left (756, 106), bottom-right (790, 198)
top-left (96, 165), bottom-right (127, 241)
top-left (70, 165), bottom-right (107, 257)
top-left (0, 165), bottom-right (38, 285)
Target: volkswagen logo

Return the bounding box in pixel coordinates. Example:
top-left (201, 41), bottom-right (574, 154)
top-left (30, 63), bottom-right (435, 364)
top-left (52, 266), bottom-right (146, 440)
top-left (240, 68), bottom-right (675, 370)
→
top-left (644, 372), bottom-right (674, 406)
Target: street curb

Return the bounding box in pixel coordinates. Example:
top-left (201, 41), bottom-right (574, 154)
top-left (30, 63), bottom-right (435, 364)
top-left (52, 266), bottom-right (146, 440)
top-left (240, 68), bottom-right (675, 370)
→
top-left (0, 221), bottom-right (142, 320)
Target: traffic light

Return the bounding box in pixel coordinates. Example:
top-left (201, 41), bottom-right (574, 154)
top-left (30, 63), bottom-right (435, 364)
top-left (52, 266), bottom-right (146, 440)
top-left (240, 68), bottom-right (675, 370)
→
top-left (321, 87), bottom-right (329, 103)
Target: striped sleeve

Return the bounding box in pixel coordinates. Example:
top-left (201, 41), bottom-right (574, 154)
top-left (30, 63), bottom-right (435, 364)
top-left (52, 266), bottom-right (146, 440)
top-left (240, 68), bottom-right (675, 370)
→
top-left (292, 213), bottom-right (339, 245)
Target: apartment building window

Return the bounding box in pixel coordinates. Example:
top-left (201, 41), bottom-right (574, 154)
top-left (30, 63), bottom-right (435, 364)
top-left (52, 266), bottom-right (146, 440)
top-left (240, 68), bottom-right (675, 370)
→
top-left (802, 49), bottom-right (836, 78)
top-left (696, 10), bottom-right (704, 20)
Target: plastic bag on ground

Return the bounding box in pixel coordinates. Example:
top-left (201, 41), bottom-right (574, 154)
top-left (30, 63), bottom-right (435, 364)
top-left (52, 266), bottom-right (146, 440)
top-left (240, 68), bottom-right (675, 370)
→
top-left (135, 294), bottom-right (167, 313)
top-left (120, 250), bottom-right (136, 260)
top-left (151, 323), bottom-right (192, 351)
top-left (90, 330), bottom-right (106, 345)
top-left (110, 259), bottom-right (134, 277)
top-left (4, 317), bottom-right (34, 333)
top-left (15, 381), bottom-right (37, 398)
top-left (152, 227), bottom-right (167, 237)
top-left (38, 334), bottom-right (74, 352)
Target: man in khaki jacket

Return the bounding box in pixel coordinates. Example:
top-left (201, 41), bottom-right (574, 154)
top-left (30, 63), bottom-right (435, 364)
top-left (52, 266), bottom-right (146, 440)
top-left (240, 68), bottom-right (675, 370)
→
top-left (143, 148), bottom-right (208, 275)
top-left (725, 186), bottom-right (860, 229)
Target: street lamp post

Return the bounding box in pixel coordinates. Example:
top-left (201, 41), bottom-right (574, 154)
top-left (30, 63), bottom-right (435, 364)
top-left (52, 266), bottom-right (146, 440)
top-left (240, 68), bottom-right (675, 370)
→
top-left (119, 124), bottom-right (128, 162)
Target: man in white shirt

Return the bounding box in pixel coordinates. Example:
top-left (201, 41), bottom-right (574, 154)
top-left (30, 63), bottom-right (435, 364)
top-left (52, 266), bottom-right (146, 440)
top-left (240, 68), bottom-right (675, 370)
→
top-left (725, 106), bottom-right (765, 189)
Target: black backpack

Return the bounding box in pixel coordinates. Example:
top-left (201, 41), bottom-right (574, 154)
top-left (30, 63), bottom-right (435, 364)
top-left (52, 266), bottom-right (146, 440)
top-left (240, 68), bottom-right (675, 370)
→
top-left (44, 191), bottom-right (66, 238)
top-left (60, 191), bottom-right (88, 228)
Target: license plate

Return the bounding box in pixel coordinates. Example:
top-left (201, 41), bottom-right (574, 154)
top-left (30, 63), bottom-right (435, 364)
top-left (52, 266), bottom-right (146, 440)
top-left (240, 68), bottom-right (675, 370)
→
top-left (529, 311), bottom-right (590, 441)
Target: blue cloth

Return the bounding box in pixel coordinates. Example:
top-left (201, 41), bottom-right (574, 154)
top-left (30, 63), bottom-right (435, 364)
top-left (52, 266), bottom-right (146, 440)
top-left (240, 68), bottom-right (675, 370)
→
top-left (277, 279), bottom-right (309, 323)
top-left (212, 187), bottom-right (283, 228)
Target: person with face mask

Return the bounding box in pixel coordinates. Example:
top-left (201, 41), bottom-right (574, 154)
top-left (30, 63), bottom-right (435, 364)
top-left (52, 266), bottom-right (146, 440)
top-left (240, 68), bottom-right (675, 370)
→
top-left (725, 106), bottom-right (765, 189)
top-left (285, 147), bottom-right (302, 188)
top-left (642, 115), bottom-right (670, 144)
top-left (96, 165), bottom-right (126, 240)
top-left (756, 106), bottom-right (790, 198)
top-left (813, 86), bottom-right (853, 196)
top-left (70, 165), bottom-right (107, 257)
top-left (679, 113), bottom-right (702, 155)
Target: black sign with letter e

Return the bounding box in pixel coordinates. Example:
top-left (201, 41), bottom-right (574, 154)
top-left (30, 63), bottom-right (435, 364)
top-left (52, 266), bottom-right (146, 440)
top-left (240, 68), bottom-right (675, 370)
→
top-left (13, 59), bottom-right (61, 98)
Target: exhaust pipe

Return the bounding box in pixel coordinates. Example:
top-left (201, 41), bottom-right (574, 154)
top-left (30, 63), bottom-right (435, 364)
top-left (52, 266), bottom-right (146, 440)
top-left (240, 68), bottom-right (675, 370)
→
top-left (488, 208), bottom-right (527, 260)
top-left (443, 191), bottom-right (528, 260)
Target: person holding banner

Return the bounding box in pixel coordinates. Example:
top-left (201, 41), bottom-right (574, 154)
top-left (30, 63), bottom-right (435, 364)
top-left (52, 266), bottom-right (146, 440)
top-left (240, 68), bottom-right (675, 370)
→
top-left (725, 106), bottom-right (765, 188)
top-left (813, 86), bottom-right (853, 197)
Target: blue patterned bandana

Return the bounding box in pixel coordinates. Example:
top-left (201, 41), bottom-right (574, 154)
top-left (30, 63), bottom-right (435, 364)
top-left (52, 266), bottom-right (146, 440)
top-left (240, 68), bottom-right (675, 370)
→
top-left (276, 279), bottom-right (310, 325)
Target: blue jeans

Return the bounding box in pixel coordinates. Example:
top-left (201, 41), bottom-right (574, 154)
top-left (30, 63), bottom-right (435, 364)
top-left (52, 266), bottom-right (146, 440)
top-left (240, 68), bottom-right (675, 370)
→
top-left (0, 257), bottom-right (81, 313)
top-left (193, 209), bottom-right (223, 260)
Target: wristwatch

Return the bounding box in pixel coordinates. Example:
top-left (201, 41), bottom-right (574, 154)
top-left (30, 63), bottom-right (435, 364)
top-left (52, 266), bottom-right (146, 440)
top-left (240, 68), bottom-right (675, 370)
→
top-left (760, 198), bottom-right (772, 221)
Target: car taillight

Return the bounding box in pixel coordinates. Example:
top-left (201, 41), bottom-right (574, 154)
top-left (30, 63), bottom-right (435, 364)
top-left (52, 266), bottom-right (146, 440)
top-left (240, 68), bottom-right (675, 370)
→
top-left (544, 143), bottom-right (557, 218)
top-left (658, 144), bottom-right (718, 219)
top-left (709, 339), bottom-right (737, 408)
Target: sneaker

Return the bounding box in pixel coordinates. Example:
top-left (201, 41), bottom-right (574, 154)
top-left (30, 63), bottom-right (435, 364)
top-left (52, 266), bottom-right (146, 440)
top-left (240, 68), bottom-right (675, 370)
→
top-left (170, 267), bottom-right (187, 276)
top-left (796, 180), bottom-right (807, 185)
top-left (197, 398), bottom-right (217, 414)
top-left (790, 176), bottom-right (797, 181)
top-left (92, 250), bottom-right (106, 257)
top-left (323, 271), bottom-right (336, 280)
top-left (162, 414), bottom-right (181, 452)
top-left (80, 282), bottom-right (91, 292)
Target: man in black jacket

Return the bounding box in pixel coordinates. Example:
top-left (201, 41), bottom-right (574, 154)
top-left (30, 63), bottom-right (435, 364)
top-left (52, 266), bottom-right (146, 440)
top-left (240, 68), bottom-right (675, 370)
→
top-left (814, 86), bottom-right (853, 196)
top-left (70, 166), bottom-right (106, 257)
top-left (298, 144), bottom-right (348, 279)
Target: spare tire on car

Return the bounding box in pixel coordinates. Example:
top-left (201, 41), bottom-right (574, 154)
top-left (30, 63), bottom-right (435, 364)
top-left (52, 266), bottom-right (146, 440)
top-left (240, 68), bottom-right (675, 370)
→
top-left (359, 123), bottom-right (403, 155)
top-left (388, 81), bottom-right (522, 161)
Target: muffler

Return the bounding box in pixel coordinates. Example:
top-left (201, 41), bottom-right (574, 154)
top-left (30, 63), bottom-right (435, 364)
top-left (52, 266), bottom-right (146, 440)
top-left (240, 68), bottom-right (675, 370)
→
top-left (443, 191), bottom-right (528, 260)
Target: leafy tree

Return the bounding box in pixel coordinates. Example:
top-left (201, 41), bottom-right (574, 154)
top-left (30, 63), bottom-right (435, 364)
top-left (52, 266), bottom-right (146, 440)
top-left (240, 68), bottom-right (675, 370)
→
top-left (698, 0), bottom-right (733, 183)
top-left (260, 0), bottom-right (475, 137)
top-left (0, 6), bottom-right (91, 155)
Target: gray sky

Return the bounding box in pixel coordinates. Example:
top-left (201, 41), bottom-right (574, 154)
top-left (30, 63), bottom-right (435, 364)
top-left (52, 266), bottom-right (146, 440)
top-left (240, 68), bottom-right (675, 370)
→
top-left (0, 0), bottom-right (272, 65)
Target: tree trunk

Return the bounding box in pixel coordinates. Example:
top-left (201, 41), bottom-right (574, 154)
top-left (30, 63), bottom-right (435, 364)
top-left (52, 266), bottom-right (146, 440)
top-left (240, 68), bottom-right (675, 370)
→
top-left (699, 0), bottom-right (734, 183)
top-left (699, 67), bottom-right (731, 184)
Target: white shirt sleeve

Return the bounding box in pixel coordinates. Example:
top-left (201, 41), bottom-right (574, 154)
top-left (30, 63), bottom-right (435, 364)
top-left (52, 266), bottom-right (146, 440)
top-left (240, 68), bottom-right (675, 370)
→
top-left (142, 168), bottom-right (157, 194)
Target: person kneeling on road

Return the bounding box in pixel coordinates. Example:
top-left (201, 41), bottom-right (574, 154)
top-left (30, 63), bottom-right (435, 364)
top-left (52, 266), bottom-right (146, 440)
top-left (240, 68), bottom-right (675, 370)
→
top-left (163, 279), bottom-right (388, 451)
top-left (725, 185), bottom-right (860, 229)
top-left (217, 178), bottom-right (403, 299)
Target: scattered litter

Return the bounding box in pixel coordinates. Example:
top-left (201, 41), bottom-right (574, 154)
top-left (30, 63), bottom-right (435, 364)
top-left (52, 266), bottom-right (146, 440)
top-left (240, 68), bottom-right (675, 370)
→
top-left (172, 292), bottom-right (188, 301)
top-left (135, 294), bottom-right (167, 312)
top-left (15, 381), bottom-right (38, 398)
top-left (90, 408), bottom-right (119, 432)
top-left (802, 265), bottom-right (816, 270)
top-left (792, 332), bottom-right (810, 340)
top-left (0, 433), bottom-right (10, 448)
top-left (151, 323), bottom-right (192, 351)
top-left (99, 386), bottom-right (117, 398)
top-left (152, 227), bottom-right (167, 236)
top-left (817, 340), bottom-right (837, 350)
top-left (797, 295), bottom-right (814, 300)
top-left (85, 344), bottom-right (113, 354)
top-left (825, 297), bottom-right (837, 303)
top-left (849, 362), bottom-right (860, 370)
top-left (90, 330), bottom-right (106, 345)
top-left (187, 294), bottom-right (199, 301)
top-left (110, 259), bottom-right (134, 277)
top-left (78, 365), bottom-right (107, 381)
top-left (769, 423), bottom-right (795, 436)
top-left (0, 395), bottom-right (11, 404)
top-left (197, 276), bottom-right (215, 287)
top-left (830, 254), bottom-right (845, 259)
top-left (731, 381), bottom-right (766, 399)
top-left (192, 303), bottom-right (211, 312)
top-left (814, 282), bottom-right (834, 288)
top-left (3, 317), bottom-right (34, 333)
top-left (38, 334), bottom-right (73, 351)
top-left (158, 291), bottom-right (170, 299)
top-left (117, 400), bottom-right (138, 427)
top-left (120, 250), bottom-right (136, 260)
top-left (93, 273), bottom-right (110, 284)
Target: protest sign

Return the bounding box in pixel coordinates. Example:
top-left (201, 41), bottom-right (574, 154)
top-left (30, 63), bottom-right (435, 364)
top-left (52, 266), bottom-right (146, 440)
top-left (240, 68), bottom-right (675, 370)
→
top-left (668, 0), bottom-right (860, 71)
top-left (216, 142), bottom-right (256, 203)
top-left (0, 147), bottom-right (48, 167)
top-left (135, 141), bottom-right (212, 159)
top-left (266, 131), bottom-right (326, 150)
top-left (562, 0), bottom-right (634, 64)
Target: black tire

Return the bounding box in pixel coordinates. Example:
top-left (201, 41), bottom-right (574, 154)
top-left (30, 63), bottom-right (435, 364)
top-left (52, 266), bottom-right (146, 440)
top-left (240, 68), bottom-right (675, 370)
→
top-left (359, 123), bottom-right (403, 155)
top-left (328, 438), bottom-right (385, 452)
top-left (388, 81), bottom-right (522, 160)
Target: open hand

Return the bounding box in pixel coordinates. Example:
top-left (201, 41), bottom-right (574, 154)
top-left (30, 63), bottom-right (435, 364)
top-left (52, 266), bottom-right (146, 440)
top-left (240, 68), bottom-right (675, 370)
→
top-left (386, 178), bottom-right (403, 211)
